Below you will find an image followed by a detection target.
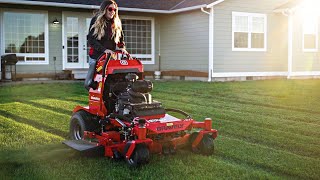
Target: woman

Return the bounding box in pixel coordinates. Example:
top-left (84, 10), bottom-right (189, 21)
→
top-left (85, 0), bottom-right (128, 90)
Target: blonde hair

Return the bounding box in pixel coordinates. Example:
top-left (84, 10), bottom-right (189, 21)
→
top-left (91, 1), bottom-right (122, 44)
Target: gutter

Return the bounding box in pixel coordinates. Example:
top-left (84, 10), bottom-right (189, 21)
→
top-left (0, 0), bottom-right (226, 13)
top-left (120, 5), bottom-right (207, 14)
top-left (0, 0), bottom-right (99, 9)
top-left (207, 0), bottom-right (225, 8)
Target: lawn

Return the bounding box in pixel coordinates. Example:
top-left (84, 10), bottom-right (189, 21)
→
top-left (0, 80), bottom-right (319, 179)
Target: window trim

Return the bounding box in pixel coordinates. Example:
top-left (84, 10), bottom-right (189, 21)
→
top-left (121, 15), bottom-right (155, 64)
top-left (232, 11), bottom-right (267, 52)
top-left (1, 8), bottom-right (49, 65)
top-left (302, 17), bottom-right (318, 52)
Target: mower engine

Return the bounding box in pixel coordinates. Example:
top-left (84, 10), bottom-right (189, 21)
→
top-left (114, 73), bottom-right (165, 118)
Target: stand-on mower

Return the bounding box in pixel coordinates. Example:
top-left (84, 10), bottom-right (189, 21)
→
top-left (63, 51), bottom-right (218, 167)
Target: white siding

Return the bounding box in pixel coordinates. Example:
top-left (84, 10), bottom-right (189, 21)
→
top-left (213, 0), bottom-right (288, 73)
top-left (158, 10), bottom-right (209, 72)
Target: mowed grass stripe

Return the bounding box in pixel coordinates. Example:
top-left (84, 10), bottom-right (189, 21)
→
top-left (29, 98), bottom-right (81, 115)
top-left (0, 115), bottom-right (63, 150)
top-left (0, 102), bottom-right (70, 137)
top-left (153, 90), bottom-right (320, 125)
top-left (154, 92), bottom-right (320, 131)
top-left (153, 80), bottom-right (320, 112)
top-left (156, 94), bottom-right (320, 140)
top-left (171, 101), bottom-right (320, 155)
top-left (160, 100), bottom-right (320, 158)
top-left (217, 136), bottom-right (320, 179)
top-left (0, 82), bottom-right (86, 103)
top-left (60, 96), bottom-right (89, 105)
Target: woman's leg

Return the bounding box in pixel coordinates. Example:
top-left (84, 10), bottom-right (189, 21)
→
top-left (84, 57), bottom-right (97, 91)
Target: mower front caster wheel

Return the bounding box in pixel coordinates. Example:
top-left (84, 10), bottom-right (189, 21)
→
top-left (125, 144), bottom-right (150, 167)
top-left (189, 132), bottom-right (215, 155)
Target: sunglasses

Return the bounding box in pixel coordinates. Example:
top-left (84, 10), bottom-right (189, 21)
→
top-left (107, 7), bottom-right (117, 12)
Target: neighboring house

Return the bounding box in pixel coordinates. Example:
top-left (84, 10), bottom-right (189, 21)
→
top-left (0, 0), bottom-right (319, 81)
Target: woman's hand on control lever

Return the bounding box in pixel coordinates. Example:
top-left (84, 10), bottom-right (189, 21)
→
top-left (120, 48), bottom-right (133, 60)
top-left (104, 49), bottom-right (113, 55)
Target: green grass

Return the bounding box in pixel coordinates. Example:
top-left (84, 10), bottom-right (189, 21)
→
top-left (0, 80), bottom-right (320, 179)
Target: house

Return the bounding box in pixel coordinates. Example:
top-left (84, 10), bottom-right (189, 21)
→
top-left (0, 0), bottom-right (319, 81)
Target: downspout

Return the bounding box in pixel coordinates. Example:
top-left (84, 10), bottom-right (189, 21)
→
top-left (283, 9), bottom-right (293, 79)
top-left (201, 7), bottom-right (214, 82)
top-left (154, 23), bottom-right (161, 80)
top-left (158, 23), bottom-right (161, 72)
top-left (201, 7), bottom-right (210, 15)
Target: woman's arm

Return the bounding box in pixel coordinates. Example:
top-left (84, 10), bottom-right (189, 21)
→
top-left (117, 30), bottom-right (126, 49)
top-left (87, 17), bottom-right (107, 52)
top-left (118, 31), bottom-right (132, 59)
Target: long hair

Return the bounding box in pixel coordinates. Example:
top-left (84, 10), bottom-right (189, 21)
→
top-left (91, 0), bottom-right (122, 44)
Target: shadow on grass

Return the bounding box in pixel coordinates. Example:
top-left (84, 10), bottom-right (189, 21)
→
top-left (0, 110), bottom-right (67, 138)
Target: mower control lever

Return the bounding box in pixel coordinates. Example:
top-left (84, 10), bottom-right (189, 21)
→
top-left (113, 50), bottom-right (132, 60)
top-left (165, 108), bottom-right (192, 119)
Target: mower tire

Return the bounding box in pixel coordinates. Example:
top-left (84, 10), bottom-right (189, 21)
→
top-left (189, 132), bottom-right (215, 155)
top-left (69, 111), bottom-right (97, 140)
top-left (124, 143), bottom-right (150, 167)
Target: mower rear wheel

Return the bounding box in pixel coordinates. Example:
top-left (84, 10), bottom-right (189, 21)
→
top-left (189, 132), bottom-right (215, 155)
top-left (125, 144), bottom-right (150, 167)
top-left (69, 111), bottom-right (96, 140)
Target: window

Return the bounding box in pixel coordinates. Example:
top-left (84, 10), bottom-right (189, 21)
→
top-left (122, 17), bottom-right (154, 64)
top-left (3, 10), bottom-right (48, 64)
top-left (303, 16), bottom-right (318, 52)
top-left (232, 12), bottom-right (267, 51)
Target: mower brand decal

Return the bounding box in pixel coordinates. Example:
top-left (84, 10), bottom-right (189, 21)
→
top-left (90, 96), bottom-right (100, 101)
top-left (120, 60), bottom-right (128, 65)
top-left (156, 124), bottom-right (183, 131)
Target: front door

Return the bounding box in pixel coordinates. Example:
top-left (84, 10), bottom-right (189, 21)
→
top-left (63, 12), bottom-right (92, 69)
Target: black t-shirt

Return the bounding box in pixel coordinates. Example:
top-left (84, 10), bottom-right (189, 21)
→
top-left (87, 16), bottom-right (125, 60)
